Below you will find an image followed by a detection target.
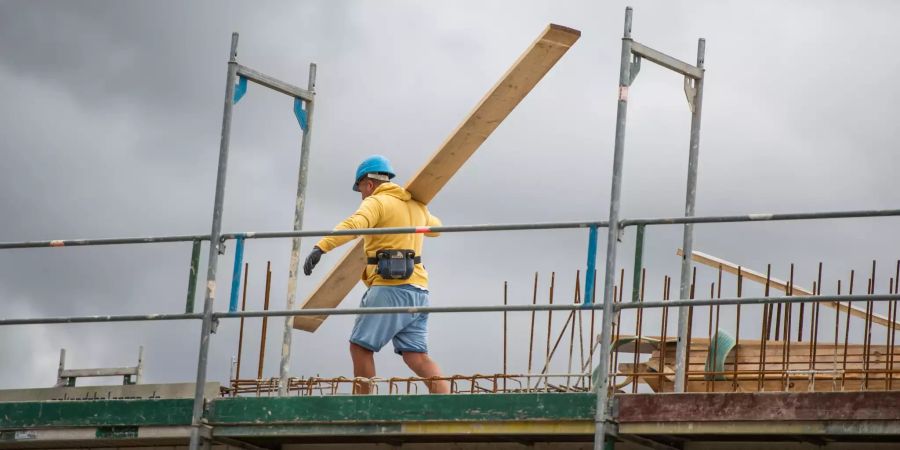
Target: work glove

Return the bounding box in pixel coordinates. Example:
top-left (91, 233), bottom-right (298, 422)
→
top-left (303, 246), bottom-right (324, 275)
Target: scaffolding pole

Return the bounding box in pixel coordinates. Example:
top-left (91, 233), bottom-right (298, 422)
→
top-left (186, 32), bottom-right (319, 450)
top-left (595, 7), bottom-right (634, 450)
top-left (189, 31), bottom-right (239, 450)
top-left (280, 63), bottom-right (317, 396)
top-left (673, 38), bottom-right (706, 393)
top-left (595, 7), bottom-right (706, 447)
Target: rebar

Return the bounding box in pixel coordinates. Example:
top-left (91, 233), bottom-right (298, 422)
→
top-left (234, 262), bottom-right (249, 396)
top-left (538, 299), bottom-right (579, 384)
top-left (706, 280), bottom-right (715, 393)
top-left (841, 270), bottom-right (855, 389)
top-left (887, 260), bottom-right (900, 389)
top-left (257, 262), bottom-right (272, 380)
top-left (759, 266), bottom-right (771, 391)
top-left (545, 272), bottom-right (555, 375)
top-left (890, 261), bottom-right (900, 390)
top-left (883, 275), bottom-right (894, 390)
top-left (765, 264), bottom-right (773, 340)
top-left (683, 268), bottom-right (696, 382)
top-left (733, 267), bottom-right (742, 391)
top-left (527, 272), bottom-right (538, 375)
top-left (833, 279), bottom-right (842, 381)
top-left (775, 296), bottom-right (783, 342)
top-left (575, 271), bottom-right (585, 379)
top-left (631, 268), bottom-right (646, 394)
top-left (658, 275), bottom-right (670, 392)
top-left (566, 275), bottom-right (578, 388)
top-left (864, 261), bottom-right (877, 389)
top-left (611, 272), bottom-right (624, 389)
top-left (503, 281), bottom-right (508, 391)
top-left (811, 262), bottom-right (823, 378)
top-left (589, 269), bottom-right (596, 388)
top-left (229, 372), bottom-right (592, 396)
top-left (783, 264), bottom-right (794, 390)
top-left (612, 268), bottom-right (624, 381)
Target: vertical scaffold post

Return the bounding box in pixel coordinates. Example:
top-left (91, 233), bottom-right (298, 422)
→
top-left (595, 7), bottom-right (633, 450)
top-left (673, 37), bottom-right (706, 392)
top-left (189, 32), bottom-right (239, 450)
top-left (584, 224), bottom-right (599, 306)
top-left (185, 239), bottom-right (201, 313)
top-left (631, 224), bottom-right (645, 302)
top-left (228, 235), bottom-right (245, 312)
top-left (279, 63), bottom-right (317, 396)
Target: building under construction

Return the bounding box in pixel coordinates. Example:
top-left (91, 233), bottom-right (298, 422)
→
top-left (2, 7), bottom-right (900, 450)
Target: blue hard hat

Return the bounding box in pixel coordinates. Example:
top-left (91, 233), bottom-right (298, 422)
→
top-left (353, 155), bottom-right (396, 191)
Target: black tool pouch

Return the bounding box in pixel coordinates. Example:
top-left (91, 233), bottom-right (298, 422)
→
top-left (370, 249), bottom-right (419, 280)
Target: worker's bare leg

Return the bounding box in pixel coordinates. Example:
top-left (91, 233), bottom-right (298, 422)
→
top-left (402, 352), bottom-right (450, 393)
top-left (350, 343), bottom-right (375, 394)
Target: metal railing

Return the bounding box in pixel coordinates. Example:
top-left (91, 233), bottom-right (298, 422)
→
top-left (2, 209), bottom-right (900, 437)
top-left (2, 208), bottom-right (897, 325)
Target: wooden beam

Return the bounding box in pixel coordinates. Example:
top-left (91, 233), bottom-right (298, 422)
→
top-left (404, 24), bottom-right (581, 204)
top-left (292, 240), bottom-right (366, 331)
top-left (677, 249), bottom-right (900, 329)
top-left (293, 24), bottom-right (581, 332)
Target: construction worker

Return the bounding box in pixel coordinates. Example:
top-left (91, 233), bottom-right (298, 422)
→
top-left (303, 155), bottom-right (450, 394)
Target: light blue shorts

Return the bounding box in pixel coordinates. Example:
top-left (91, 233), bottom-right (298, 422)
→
top-left (349, 285), bottom-right (429, 355)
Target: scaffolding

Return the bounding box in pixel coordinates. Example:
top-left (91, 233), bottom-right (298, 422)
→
top-left (1, 7), bottom-right (900, 450)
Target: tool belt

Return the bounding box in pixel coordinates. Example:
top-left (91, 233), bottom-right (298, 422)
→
top-left (367, 249), bottom-right (420, 280)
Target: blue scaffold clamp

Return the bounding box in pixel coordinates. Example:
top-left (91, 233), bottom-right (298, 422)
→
top-left (233, 76), bottom-right (248, 104)
top-left (293, 97), bottom-right (308, 132)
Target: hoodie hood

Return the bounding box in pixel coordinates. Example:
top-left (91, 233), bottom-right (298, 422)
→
top-left (372, 182), bottom-right (411, 201)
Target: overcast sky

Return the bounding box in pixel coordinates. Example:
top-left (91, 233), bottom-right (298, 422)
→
top-left (1, 0), bottom-right (899, 391)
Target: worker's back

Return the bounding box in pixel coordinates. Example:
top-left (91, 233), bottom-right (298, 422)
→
top-left (360, 182), bottom-right (440, 287)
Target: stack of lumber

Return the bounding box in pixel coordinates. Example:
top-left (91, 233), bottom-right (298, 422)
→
top-left (613, 334), bottom-right (899, 392)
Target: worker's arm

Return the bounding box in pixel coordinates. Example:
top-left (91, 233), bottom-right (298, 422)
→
top-left (315, 197), bottom-right (383, 252)
top-left (424, 212), bottom-right (442, 237)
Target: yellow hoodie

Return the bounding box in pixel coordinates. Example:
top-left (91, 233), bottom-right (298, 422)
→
top-left (315, 182), bottom-right (441, 288)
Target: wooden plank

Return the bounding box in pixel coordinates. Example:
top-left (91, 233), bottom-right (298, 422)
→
top-left (677, 249), bottom-right (900, 329)
top-left (292, 239), bottom-right (365, 332)
top-left (647, 360), bottom-right (892, 377)
top-left (294, 24), bottom-right (581, 332)
top-left (618, 337), bottom-right (896, 369)
top-left (404, 24), bottom-right (581, 204)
